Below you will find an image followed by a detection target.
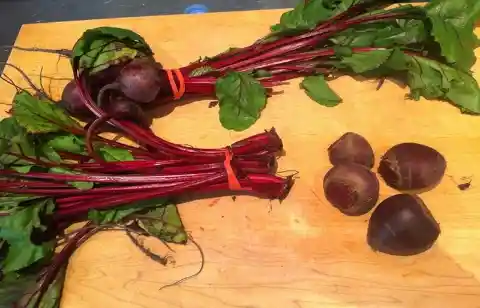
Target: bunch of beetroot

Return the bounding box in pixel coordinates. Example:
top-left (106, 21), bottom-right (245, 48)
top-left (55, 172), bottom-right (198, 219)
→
top-left (0, 90), bottom-right (293, 308)
top-left (59, 0), bottom-right (480, 134)
top-left (323, 132), bottom-right (445, 256)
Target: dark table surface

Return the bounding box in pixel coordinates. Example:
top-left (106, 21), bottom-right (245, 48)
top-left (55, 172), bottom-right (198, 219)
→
top-left (0, 0), bottom-right (298, 70)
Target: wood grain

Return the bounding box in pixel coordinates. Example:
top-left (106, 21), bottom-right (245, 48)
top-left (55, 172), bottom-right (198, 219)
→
top-left (1, 9), bottom-right (480, 308)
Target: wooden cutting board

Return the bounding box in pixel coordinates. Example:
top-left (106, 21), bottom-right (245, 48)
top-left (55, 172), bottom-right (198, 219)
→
top-left (2, 9), bottom-right (480, 308)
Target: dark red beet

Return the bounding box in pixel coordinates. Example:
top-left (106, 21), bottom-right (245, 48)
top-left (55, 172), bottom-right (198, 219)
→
top-left (328, 132), bottom-right (375, 168)
top-left (59, 80), bottom-right (92, 117)
top-left (103, 97), bottom-right (150, 128)
top-left (323, 163), bottom-right (379, 216)
top-left (367, 194), bottom-right (440, 256)
top-left (117, 58), bottom-right (167, 103)
top-left (378, 143), bottom-right (446, 192)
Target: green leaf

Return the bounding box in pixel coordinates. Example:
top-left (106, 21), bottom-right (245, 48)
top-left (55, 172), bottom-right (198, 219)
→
top-left (250, 69), bottom-right (272, 78)
top-left (72, 27), bottom-right (153, 73)
top-left (48, 167), bottom-right (94, 190)
top-left (189, 66), bottom-right (216, 77)
top-left (88, 205), bottom-right (140, 225)
top-left (28, 267), bottom-right (66, 308)
top-left (336, 48), bottom-right (393, 73)
top-left (334, 46), bottom-right (353, 57)
top-left (0, 273), bottom-right (36, 307)
top-left (300, 75), bottom-right (342, 107)
top-left (0, 194), bottom-right (42, 211)
top-left (2, 238), bottom-right (54, 272)
top-left (11, 165), bottom-right (34, 173)
top-left (0, 198), bottom-right (56, 273)
top-left (82, 40), bottom-right (139, 74)
top-left (369, 48), bottom-right (480, 114)
top-left (331, 26), bottom-right (378, 48)
top-left (40, 144), bottom-right (62, 163)
top-left (405, 55), bottom-right (480, 113)
top-left (272, 0), bottom-right (358, 33)
top-left (0, 145), bottom-right (35, 166)
top-left (215, 71), bottom-right (267, 131)
top-left (46, 134), bottom-right (85, 154)
top-left (330, 19), bottom-right (428, 48)
top-left (12, 92), bottom-right (81, 134)
top-left (426, 0), bottom-right (480, 70)
top-left (0, 117), bottom-right (37, 166)
top-left (88, 197), bottom-right (168, 225)
top-left (375, 47), bottom-right (409, 73)
top-left (37, 133), bottom-right (86, 164)
top-left (98, 147), bottom-right (134, 162)
top-left (381, 18), bottom-right (428, 47)
top-left (138, 203), bottom-right (187, 244)
top-left (0, 118), bottom-right (26, 153)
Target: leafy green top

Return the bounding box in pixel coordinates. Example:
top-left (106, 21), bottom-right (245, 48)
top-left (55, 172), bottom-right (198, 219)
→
top-left (300, 75), bottom-right (342, 107)
top-left (425, 0), bottom-right (480, 71)
top-left (12, 91), bottom-right (81, 133)
top-left (71, 26), bottom-right (154, 73)
top-left (271, 0), bottom-right (359, 33)
top-left (216, 71), bottom-right (267, 131)
top-left (328, 47), bottom-right (480, 113)
top-left (0, 198), bottom-right (56, 273)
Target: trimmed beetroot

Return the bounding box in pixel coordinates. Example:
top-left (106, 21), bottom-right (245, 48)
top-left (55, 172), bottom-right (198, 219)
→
top-left (378, 143), bottom-right (446, 192)
top-left (117, 58), bottom-right (165, 103)
top-left (323, 163), bottom-right (379, 216)
top-left (367, 194), bottom-right (440, 256)
top-left (328, 132), bottom-right (375, 168)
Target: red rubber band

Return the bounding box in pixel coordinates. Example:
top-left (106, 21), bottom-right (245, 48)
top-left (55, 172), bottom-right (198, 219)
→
top-left (224, 147), bottom-right (242, 190)
top-left (166, 69), bottom-right (185, 100)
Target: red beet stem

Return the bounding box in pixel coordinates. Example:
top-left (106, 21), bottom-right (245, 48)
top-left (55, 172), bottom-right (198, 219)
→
top-left (120, 122), bottom-right (283, 160)
top-left (5, 152), bottom-right (59, 168)
top-left (0, 169), bottom-right (221, 184)
top-left (186, 11), bottom-right (409, 74)
top-left (73, 157), bottom-right (273, 174)
top-left (54, 181), bottom-right (192, 203)
top-left (55, 173), bottom-right (228, 216)
top-left (27, 224), bottom-right (94, 308)
top-left (74, 159), bottom-right (187, 172)
top-left (86, 115), bottom-right (111, 162)
top-left (73, 68), bottom-right (284, 161)
top-left (54, 173), bottom-right (292, 219)
top-left (319, 0), bottom-right (402, 28)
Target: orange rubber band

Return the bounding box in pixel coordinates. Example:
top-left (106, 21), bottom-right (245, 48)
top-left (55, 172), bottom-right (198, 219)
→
top-left (166, 69), bottom-right (186, 100)
top-left (165, 70), bottom-right (179, 98)
top-left (173, 69), bottom-right (186, 100)
top-left (224, 147), bottom-right (242, 190)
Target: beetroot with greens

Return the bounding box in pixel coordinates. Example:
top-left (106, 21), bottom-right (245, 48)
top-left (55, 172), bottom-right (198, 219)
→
top-left (0, 91), bottom-right (292, 307)
top-left (63, 0), bottom-right (480, 134)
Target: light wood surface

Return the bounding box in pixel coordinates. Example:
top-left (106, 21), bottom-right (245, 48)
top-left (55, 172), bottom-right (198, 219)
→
top-left (2, 9), bottom-right (480, 308)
